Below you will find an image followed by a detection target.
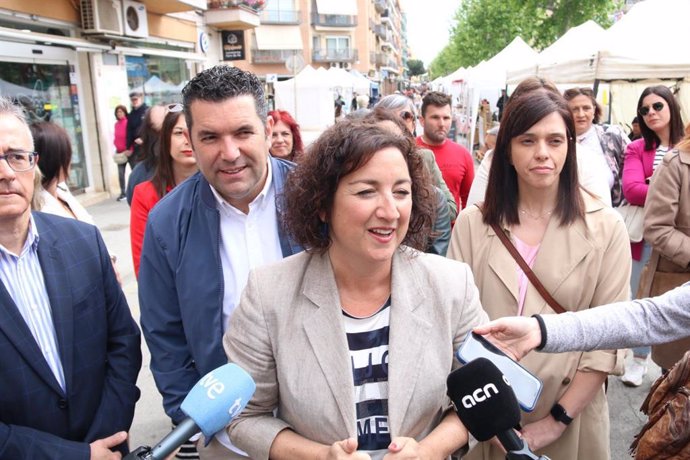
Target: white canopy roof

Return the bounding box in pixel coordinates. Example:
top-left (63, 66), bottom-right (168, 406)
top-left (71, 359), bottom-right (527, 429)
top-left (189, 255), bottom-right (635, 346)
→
top-left (521, 0), bottom-right (690, 83)
top-left (507, 20), bottom-right (606, 84)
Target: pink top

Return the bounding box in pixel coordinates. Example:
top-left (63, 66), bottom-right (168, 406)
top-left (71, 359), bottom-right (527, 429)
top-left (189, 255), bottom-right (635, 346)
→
top-left (513, 235), bottom-right (540, 316)
top-left (622, 138), bottom-right (661, 260)
top-left (114, 117), bottom-right (128, 153)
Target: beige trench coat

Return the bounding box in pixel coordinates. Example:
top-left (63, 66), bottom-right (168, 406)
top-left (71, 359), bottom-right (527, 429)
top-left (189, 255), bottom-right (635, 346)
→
top-left (448, 193), bottom-right (630, 460)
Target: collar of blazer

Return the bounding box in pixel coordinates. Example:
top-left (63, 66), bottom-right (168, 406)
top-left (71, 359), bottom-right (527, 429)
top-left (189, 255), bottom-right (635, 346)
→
top-left (300, 248), bottom-right (431, 437)
top-left (487, 191), bottom-right (600, 315)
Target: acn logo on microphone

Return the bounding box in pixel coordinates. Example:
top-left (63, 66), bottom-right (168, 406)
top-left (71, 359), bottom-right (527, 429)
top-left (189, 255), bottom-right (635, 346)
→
top-left (461, 383), bottom-right (499, 408)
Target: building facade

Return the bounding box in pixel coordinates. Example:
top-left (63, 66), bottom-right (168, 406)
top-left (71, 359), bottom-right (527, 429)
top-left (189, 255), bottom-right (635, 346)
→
top-left (0, 0), bottom-right (408, 198)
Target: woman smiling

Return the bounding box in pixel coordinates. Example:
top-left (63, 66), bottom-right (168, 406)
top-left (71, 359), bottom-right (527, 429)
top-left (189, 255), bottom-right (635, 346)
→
top-left (224, 120), bottom-right (487, 460)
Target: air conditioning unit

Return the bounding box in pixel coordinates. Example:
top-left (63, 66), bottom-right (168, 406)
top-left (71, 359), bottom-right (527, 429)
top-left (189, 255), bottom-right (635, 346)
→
top-left (122, 0), bottom-right (149, 38)
top-left (81, 0), bottom-right (124, 35)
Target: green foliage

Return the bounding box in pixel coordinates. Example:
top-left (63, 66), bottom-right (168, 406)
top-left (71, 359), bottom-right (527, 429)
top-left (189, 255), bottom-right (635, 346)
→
top-left (432, 0), bottom-right (620, 75)
top-left (407, 59), bottom-right (426, 76)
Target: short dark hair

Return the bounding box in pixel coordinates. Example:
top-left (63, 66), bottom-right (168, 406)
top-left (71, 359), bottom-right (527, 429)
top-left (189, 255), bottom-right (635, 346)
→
top-left (421, 91), bottom-right (451, 117)
top-left (151, 110), bottom-right (186, 198)
top-left (484, 89), bottom-right (584, 227)
top-left (282, 119), bottom-right (435, 252)
top-left (563, 87), bottom-right (602, 124)
top-left (30, 122), bottom-right (72, 187)
top-left (182, 65), bottom-right (266, 132)
top-left (636, 85), bottom-right (685, 151)
top-left (114, 104), bottom-right (128, 119)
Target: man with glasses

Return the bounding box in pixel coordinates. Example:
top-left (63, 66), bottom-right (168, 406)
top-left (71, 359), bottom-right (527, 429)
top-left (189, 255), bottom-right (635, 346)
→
top-left (138, 66), bottom-right (302, 459)
top-left (0, 97), bottom-right (141, 459)
top-left (125, 90), bottom-right (148, 169)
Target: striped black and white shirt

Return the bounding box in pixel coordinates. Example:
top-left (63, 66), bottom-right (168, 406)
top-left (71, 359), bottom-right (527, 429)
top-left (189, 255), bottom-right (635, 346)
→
top-left (344, 297), bottom-right (391, 459)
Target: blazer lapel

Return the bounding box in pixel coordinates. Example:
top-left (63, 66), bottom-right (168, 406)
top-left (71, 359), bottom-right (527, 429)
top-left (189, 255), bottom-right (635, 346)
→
top-left (386, 251), bottom-right (431, 436)
top-left (487, 225), bottom-right (520, 305)
top-left (35, 215), bottom-right (73, 395)
top-left (301, 253), bottom-right (356, 435)
top-left (525, 203), bottom-right (595, 316)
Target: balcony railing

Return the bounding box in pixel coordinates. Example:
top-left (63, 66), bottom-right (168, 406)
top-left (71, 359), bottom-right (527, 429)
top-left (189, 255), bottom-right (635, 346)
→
top-left (311, 12), bottom-right (357, 27)
top-left (251, 49), bottom-right (299, 64)
top-left (374, 23), bottom-right (386, 39)
top-left (208, 0), bottom-right (266, 12)
top-left (312, 48), bottom-right (358, 62)
top-left (260, 8), bottom-right (300, 24)
top-left (375, 52), bottom-right (388, 66)
top-left (374, 0), bottom-right (387, 14)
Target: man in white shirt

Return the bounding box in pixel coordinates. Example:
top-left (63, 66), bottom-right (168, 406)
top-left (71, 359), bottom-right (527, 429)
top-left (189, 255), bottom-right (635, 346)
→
top-left (138, 66), bottom-right (302, 459)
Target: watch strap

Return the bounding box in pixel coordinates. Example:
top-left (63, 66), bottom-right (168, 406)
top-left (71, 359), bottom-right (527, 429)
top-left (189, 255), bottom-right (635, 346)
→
top-left (550, 403), bottom-right (573, 425)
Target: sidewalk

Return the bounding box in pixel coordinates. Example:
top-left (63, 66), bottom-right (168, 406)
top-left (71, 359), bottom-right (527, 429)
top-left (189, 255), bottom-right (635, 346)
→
top-left (86, 197), bottom-right (655, 459)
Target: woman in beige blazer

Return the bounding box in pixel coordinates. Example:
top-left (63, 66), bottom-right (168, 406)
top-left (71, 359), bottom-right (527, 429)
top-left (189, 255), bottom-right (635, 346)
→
top-left (224, 121), bottom-right (488, 459)
top-left (448, 86), bottom-right (630, 460)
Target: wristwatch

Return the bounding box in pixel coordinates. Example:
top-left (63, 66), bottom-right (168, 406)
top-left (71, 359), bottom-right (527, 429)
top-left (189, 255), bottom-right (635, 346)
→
top-left (550, 403), bottom-right (573, 425)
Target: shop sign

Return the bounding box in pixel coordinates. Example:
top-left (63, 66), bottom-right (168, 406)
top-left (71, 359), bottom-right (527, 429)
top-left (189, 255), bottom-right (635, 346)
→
top-left (221, 30), bottom-right (245, 61)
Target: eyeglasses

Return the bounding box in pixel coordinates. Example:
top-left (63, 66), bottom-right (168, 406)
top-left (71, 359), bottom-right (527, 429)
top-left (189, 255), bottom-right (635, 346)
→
top-left (0, 150), bottom-right (37, 172)
top-left (167, 103), bottom-right (183, 113)
top-left (400, 111), bottom-right (415, 121)
top-left (639, 102), bottom-right (665, 116)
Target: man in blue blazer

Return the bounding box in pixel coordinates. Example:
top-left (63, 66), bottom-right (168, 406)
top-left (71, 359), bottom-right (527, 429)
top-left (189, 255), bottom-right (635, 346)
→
top-left (0, 98), bottom-right (141, 460)
top-left (138, 66), bottom-right (302, 459)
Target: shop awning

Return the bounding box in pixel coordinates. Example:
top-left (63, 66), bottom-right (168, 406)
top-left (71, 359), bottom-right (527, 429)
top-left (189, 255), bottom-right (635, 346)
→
top-left (314, 0), bottom-right (357, 16)
top-left (255, 26), bottom-right (303, 50)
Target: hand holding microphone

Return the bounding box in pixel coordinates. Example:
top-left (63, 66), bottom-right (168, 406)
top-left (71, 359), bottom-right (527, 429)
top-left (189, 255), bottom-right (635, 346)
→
top-left (125, 363), bottom-right (256, 460)
top-left (446, 358), bottom-right (550, 460)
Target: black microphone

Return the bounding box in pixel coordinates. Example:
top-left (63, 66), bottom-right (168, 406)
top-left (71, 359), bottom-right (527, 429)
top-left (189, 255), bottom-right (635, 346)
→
top-left (447, 358), bottom-right (549, 460)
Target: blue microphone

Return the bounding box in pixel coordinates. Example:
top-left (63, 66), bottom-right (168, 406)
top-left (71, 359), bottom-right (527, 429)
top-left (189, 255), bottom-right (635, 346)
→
top-left (125, 363), bottom-right (256, 460)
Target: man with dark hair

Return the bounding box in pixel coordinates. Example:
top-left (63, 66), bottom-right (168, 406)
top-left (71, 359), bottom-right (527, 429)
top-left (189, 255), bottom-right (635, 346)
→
top-left (138, 65), bottom-right (302, 459)
top-left (0, 97), bottom-right (141, 459)
top-left (417, 91), bottom-right (474, 212)
top-left (125, 91), bottom-right (148, 168)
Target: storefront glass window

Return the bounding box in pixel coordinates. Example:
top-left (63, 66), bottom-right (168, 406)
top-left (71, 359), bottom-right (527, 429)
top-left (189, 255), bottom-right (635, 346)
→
top-left (0, 62), bottom-right (87, 191)
top-left (126, 56), bottom-right (189, 106)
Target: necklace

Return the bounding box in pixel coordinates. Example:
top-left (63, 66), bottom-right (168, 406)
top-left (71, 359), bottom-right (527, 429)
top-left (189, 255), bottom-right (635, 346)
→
top-left (519, 208), bottom-right (554, 220)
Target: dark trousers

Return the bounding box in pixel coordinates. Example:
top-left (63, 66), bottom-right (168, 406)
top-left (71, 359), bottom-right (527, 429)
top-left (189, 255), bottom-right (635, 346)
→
top-left (117, 163), bottom-right (127, 196)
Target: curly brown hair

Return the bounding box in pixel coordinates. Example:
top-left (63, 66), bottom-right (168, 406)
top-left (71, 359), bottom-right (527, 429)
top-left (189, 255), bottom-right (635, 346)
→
top-left (282, 119), bottom-right (435, 253)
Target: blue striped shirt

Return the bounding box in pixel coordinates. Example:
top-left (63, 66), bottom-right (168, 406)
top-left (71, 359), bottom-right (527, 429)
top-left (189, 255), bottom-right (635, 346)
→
top-left (0, 215), bottom-right (66, 392)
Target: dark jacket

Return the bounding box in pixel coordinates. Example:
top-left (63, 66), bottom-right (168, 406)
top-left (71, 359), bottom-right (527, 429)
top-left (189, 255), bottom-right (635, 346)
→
top-left (0, 213), bottom-right (141, 459)
top-left (138, 157), bottom-right (302, 424)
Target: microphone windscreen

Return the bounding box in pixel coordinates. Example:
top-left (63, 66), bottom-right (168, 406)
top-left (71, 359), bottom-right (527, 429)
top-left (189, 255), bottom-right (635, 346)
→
top-left (446, 358), bottom-right (521, 441)
top-left (181, 363), bottom-right (256, 439)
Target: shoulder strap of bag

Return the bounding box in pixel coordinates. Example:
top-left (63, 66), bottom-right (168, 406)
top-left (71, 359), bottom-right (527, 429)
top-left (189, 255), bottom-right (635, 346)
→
top-left (637, 250), bottom-right (661, 299)
top-left (489, 221), bottom-right (567, 314)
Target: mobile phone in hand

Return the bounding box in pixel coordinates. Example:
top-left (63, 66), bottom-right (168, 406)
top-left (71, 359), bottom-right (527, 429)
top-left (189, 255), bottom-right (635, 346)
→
top-left (456, 331), bottom-right (543, 412)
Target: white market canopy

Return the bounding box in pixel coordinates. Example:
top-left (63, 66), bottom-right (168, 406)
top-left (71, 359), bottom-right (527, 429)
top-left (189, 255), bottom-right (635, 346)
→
top-left (274, 65), bottom-right (335, 130)
top-left (511, 0), bottom-right (690, 84)
top-left (467, 36), bottom-right (538, 87)
top-left (507, 20), bottom-right (606, 84)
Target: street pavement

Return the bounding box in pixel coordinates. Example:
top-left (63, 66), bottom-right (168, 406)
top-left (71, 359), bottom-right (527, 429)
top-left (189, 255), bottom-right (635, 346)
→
top-left (87, 196), bottom-right (658, 459)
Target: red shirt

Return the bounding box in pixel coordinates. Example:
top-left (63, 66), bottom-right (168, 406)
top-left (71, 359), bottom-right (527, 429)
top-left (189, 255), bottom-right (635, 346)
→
top-left (416, 137), bottom-right (474, 210)
top-left (130, 180), bottom-right (163, 277)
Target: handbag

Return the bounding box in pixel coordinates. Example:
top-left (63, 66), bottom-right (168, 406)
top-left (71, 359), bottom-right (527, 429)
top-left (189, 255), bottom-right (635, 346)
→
top-left (615, 202), bottom-right (644, 243)
top-left (630, 350), bottom-right (690, 459)
top-left (113, 152), bottom-right (128, 165)
top-left (637, 250), bottom-right (690, 369)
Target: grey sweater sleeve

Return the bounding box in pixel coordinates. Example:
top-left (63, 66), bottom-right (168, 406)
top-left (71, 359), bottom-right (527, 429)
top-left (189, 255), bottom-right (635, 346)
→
top-left (541, 283), bottom-right (690, 353)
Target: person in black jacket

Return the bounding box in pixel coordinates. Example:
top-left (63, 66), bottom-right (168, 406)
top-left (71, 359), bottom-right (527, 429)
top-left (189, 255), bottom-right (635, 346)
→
top-left (125, 91), bottom-right (148, 169)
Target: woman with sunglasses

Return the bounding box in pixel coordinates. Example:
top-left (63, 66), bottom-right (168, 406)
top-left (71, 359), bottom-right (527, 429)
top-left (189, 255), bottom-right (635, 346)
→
top-left (376, 94), bottom-right (457, 221)
top-left (622, 86), bottom-right (685, 378)
top-left (130, 105), bottom-right (197, 277)
top-left (563, 87), bottom-right (629, 207)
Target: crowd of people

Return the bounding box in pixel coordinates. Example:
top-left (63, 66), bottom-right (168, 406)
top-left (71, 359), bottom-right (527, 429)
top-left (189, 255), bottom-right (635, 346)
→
top-left (1, 61), bottom-right (689, 460)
